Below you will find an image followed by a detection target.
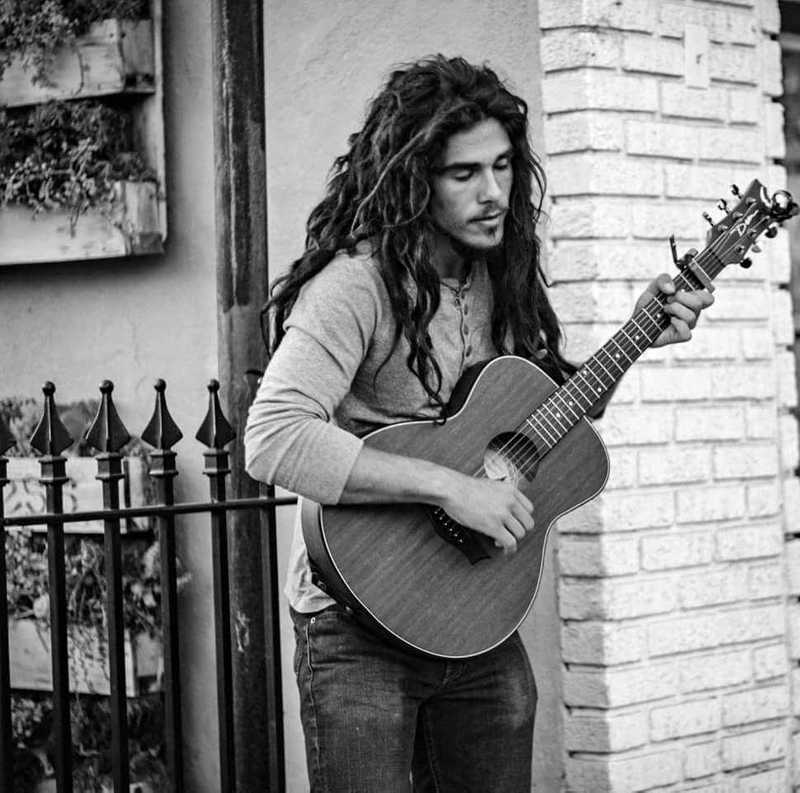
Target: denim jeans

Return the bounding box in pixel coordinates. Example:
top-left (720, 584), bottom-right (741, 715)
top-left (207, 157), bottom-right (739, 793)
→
top-left (291, 603), bottom-right (537, 793)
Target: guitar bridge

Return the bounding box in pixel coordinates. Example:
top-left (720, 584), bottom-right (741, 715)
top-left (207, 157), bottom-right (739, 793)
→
top-left (428, 507), bottom-right (492, 564)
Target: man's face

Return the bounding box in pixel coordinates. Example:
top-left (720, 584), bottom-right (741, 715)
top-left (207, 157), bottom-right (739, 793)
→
top-left (429, 117), bottom-right (513, 256)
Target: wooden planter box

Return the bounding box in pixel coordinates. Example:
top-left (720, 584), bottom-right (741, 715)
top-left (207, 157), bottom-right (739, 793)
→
top-left (0, 19), bottom-right (154, 108)
top-left (0, 180), bottom-right (163, 266)
top-left (9, 618), bottom-right (162, 697)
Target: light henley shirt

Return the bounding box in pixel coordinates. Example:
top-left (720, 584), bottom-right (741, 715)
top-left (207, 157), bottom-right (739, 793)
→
top-left (244, 245), bottom-right (503, 612)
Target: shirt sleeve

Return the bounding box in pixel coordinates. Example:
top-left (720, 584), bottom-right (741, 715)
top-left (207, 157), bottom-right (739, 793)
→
top-left (244, 255), bottom-right (383, 504)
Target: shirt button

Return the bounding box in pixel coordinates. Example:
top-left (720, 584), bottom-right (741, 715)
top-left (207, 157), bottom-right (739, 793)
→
top-left (463, 304), bottom-right (469, 315)
top-left (463, 324), bottom-right (470, 334)
top-left (466, 346), bottom-right (473, 357)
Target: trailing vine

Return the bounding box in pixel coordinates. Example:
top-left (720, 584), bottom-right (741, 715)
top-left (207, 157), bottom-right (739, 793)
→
top-left (12, 693), bottom-right (168, 793)
top-left (0, 99), bottom-right (156, 230)
top-left (0, 0), bottom-right (150, 86)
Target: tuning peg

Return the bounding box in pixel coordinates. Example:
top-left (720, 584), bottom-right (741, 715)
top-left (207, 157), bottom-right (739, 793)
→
top-left (717, 199), bottom-right (728, 212)
top-left (702, 211), bottom-right (714, 227)
top-left (765, 225), bottom-right (778, 238)
top-left (731, 184), bottom-right (741, 197)
top-left (740, 257), bottom-right (752, 269)
top-left (750, 243), bottom-right (762, 253)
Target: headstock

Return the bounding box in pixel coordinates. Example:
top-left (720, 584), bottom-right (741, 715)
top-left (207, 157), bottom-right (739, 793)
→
top-left (670, 180), bottom-right (798, 287)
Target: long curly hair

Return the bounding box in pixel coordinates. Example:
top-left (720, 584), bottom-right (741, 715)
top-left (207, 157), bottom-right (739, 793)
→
top-left (263, 54), bottom-right (575, 412)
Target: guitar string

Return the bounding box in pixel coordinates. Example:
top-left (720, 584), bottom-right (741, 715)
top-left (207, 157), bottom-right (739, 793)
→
top-left (430, 212), bottom-right (770, 540)
top-left (500, 215), bottom-right (770, 482)
top-left (457, 213), bottom-right (769, 492)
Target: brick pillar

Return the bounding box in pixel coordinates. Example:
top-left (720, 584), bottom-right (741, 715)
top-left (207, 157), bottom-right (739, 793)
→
top-left (538, 1), bottom-right (799, 790)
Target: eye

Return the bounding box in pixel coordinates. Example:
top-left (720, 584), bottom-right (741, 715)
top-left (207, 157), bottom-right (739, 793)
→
top-left (451, 168), bottom-right (475, 182)
top-left (494, 157), bottom-right (512, 172)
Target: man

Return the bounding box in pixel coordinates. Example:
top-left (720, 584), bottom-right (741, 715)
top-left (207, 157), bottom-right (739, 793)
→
top-left (245, 55), bottom-right (712, 792)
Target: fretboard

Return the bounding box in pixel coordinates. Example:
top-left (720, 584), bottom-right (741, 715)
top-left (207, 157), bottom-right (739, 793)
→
top-left (522, 247), bottom-right (726, 456)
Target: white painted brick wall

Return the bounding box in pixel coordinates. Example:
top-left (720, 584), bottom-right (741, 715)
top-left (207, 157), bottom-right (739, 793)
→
top-left (544, 112), bottom-right (625, 155)
top-left (721, 684), bottom-right (789, 726)
top-left (715, 522), bottom-right (783, 560)
top-left (753, 642), bottom-right (788, 681)
top-left (650, 698), bottom-right (720, 741)
top-left (539, 1), bottom-right (797, 789)
top-left (684, 741), bottom-right (721, 779)
top-left (562, 620), bottom-right (645, 665)
top-left (721, 726), bottom-right (786, 769)
top-left (565, 709), bottom-right (649, 752)
top-left (680, 649), bottom-right (752, 693)
top-left (640, 530), bottom-right (714, 570)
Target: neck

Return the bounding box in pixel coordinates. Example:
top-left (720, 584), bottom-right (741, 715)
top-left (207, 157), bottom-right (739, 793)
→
top-left (428, 226), bottom-right (475, 280)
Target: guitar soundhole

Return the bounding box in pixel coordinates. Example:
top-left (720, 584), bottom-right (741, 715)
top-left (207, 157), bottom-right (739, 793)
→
top-left (484, 432), bottom-right (539, 484)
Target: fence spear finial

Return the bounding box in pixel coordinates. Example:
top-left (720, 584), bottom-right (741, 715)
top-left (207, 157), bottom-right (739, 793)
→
top-left (85, 380), bottom-right (131, 454)
top-left (30, 382), bottom-right (73, 456)
top-left (141, 379), bottom-right (183, 451)
top-left (195, 379), bottom-right (236, 449)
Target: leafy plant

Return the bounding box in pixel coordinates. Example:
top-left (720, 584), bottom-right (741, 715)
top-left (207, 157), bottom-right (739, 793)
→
top-left (11, 692), bottom-right (168, 793)
top-left (6, 523), bottom-right (188, 793)
top-left (0, 0), bottom-right (149, 86)
top-left (0, 99), bottom-right (155, 230)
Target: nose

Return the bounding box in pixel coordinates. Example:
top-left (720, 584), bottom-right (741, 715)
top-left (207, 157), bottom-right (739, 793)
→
top-left (478, 168), bottom-right (503, 203)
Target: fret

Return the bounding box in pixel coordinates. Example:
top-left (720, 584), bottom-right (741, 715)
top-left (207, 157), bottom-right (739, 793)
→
top-left (578, 366), bottom-right (606, 399)
top-left (551, 391), bottom-right (581, 422)
top-left (619, 326), bottom-right (643, 354)
top-left (608, 337), bottom-right (634, 366)
top-left (598, 345), bottom-right (626, 375)
top-left (540, 400), bottom-right (571, 434)
top-left (629, 316), bottom-right (655, 345)
top-left (571, 371), bottom-right (597, 405)
top-left (591, 353), bottom-right (615, 382)
top-left (641, 301), bottom-right (667, 329)
top-left (534, 409), bottom-right (561, 444)
top-left (526, 416), bottom-right (557, 448)
top-left (586, 357), bottom-right (613, 389)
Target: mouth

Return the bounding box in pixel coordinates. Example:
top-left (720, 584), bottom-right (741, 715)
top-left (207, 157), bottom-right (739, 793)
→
top-left (471, 212), bottom-right (504, 224)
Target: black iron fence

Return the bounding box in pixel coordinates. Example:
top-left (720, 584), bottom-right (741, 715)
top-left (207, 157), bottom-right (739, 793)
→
top-left (0, 378), bottom-right (295, 793)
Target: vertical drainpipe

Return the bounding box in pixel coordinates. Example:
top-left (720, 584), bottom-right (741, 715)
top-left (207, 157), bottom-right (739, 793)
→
top-left (210, 0), bottom-right (272, 789)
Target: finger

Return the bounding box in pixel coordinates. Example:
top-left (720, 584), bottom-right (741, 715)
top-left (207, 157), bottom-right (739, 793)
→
top-left (513, 489), bottom-right (534, 514)
top-left (654, 273), bottom-right (676, 296)
top-left (669, 316), bottom-right (692, 341)
top-left (664, 299), bottom-right (697, 327)
top-left (511, 501), bottom-right (535, 533)
top-left (504, 516), bottom-right (527, 541)
top-left (669, 289), bottom-right (710, 313)
top-left (493, 529), bottom-right (518, 553)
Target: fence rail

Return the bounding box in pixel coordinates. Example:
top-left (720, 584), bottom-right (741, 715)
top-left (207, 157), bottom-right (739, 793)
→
top-left (0, 378), bottom-right (293, 793)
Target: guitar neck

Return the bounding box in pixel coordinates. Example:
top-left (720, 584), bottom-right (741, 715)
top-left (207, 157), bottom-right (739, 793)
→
top-left (529, 251), bottom-right (725, 452)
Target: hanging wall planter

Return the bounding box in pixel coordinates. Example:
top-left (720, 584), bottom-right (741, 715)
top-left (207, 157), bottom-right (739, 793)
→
top-left (0, 97), bottom-right (164, 265)
top-left (0, 0), bottom-right (165, 265)
top-left (0, 178), bottom-right (162, 264)
top-left (0, 19), bottom-right (154, 108)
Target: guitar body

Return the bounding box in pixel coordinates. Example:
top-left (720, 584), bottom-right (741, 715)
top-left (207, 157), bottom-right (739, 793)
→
top-left (301, 355), bottom-right (610, 658)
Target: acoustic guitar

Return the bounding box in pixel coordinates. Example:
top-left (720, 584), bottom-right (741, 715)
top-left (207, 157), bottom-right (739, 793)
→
top-left (301, 179), bottom-right (798, 658)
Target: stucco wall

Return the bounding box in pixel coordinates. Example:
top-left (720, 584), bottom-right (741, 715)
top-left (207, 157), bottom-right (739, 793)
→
top-left (263, 1), bottom-right (560, 790)
top-left (0, 0), bottom-right (220, 789)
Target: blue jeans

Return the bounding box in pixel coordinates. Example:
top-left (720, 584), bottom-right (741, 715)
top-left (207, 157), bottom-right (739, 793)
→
top-left (291, 604), bottom-right (536, 793)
